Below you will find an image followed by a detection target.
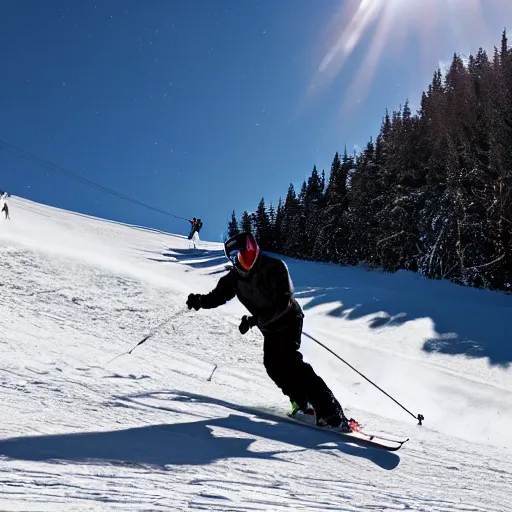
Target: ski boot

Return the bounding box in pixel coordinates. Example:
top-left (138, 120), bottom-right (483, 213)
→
top-left (288, 400), bottom-right (316, 424)
top-left (317, 413), bottom-right (360, 433)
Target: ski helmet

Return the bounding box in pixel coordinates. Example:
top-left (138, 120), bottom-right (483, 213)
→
top-left (224, 232), bottom-right (260, 275)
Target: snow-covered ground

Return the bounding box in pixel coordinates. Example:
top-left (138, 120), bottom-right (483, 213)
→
top-left (0, 196), bottom-right (511, 511)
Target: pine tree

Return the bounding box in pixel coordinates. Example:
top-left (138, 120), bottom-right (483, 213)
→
top-left (267, 202), bottom-right (276, 252)
top-left (240, 211), bottom-right (253, 234)
top-left (325, 151), bottom-right (343, 206)
top-left (303, 165), bottom-right (324, 259)
top-left (345, 139), bottom-right (381, 266)
top-left (280, 184), bottom-right (300, 257)
top-left (227, 210), bottom-right (239, 238)
top-left (313, 151), bottom-right (351, 262)
top-left (274, 198), bottom-right (284, 253)
top-left (254, 198), bottom-right (272, 249)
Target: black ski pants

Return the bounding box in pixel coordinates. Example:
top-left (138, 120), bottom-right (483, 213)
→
top-left (262, 318), bottom-right (344, 420)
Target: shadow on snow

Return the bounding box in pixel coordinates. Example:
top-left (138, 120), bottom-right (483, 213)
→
top-left (280, 255), bottom-right (512, 367)
top-left (147, 247), bottom-right (229, 271)
top-left (0, 391), bottom-right (400, 471)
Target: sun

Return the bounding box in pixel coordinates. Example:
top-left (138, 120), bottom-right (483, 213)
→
top-left (307, 0), bottom-right (512, 114)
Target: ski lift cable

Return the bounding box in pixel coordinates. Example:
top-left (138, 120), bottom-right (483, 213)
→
top-left (0, 139), bottom-right (190, 222)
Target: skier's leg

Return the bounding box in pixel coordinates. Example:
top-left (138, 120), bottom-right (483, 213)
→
top-left (263, 332), bottom-right (309, 409)
top-left (264, 320), bottom-right (345, 426)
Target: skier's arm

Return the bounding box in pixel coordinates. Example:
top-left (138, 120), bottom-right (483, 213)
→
top-left (199, 272), bottom-right (237, 309)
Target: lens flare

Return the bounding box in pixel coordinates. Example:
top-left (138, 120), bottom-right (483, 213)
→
top-left (307, 0), bottom-right (512, 113)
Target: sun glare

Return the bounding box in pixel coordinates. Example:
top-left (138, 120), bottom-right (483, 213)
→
top-left (307, 0), bottom-right (512, 114)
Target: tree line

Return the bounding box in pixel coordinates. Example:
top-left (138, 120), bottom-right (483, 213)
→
top-left (227, 30), bottom-right (512, 293)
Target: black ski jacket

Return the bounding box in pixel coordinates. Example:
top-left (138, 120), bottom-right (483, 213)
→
top-left (199, 253), bottom-right (303, 334)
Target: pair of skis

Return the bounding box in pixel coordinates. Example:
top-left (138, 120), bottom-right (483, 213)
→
top-left (280, 411), bottom-right (409, 451)
top-left (237, 404), bottom-right (409, 451)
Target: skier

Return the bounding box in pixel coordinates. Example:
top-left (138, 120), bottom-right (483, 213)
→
top-left (186, 231), bottom-right (354, 431)
top-left (187, 217), bottom-right (198, 240)
top-left (1, 201), bottom-right (9, 220)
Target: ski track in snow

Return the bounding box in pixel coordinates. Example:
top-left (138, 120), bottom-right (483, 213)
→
top-left (0, 196), bottom-right (511, 511)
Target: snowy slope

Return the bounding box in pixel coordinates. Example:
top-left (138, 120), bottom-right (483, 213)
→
top-left (0, 196), bottom-right (511, 511)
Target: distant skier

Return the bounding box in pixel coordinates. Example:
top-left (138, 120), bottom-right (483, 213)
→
top-left (1, 202), bottom-right (9, 220)
top-left (187, 217), bottom-right (198, 240)
top-left (187, 217), bottom-right (204, 244)
top-left (186, 232), bottom-right (354, 432)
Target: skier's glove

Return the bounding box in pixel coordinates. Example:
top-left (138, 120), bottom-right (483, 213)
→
top-left (186, 293), bottom-right (202, 311)
top-left (239, 315), bottom-right (256, 335)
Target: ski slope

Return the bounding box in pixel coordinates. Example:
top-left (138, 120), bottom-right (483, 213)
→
top-left (0, 196), bottom-right (511, 511)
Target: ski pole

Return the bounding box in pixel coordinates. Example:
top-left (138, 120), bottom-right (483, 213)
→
top-left (207, 364), bottom-right (218, 382)
top-left (105, 307), bottom-right (187, 364)
top-left (302, 331), bottom-right (424, 425)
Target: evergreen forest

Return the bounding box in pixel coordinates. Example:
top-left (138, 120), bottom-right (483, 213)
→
top-left (227, 31), bottom-right (512, 292)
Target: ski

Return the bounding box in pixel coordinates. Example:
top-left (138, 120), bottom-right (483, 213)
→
top-left (279, 412), bottom-right (409, 451)
top-left (222, 403), bottom-right (409, 451)
top-left (241, 405), bottom-right (409, 451)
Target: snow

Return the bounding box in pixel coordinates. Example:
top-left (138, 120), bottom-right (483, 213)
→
top-left (1, 195), bottom-right (511, 511)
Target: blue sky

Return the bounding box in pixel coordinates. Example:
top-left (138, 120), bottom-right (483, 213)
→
top-left (1, 1), bottom-right (509, 241)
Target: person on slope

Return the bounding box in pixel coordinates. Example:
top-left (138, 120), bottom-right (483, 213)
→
top-left (186, 231), bottom-right (355, 432)
top-left (1, 201), bottom-right (9, 220)
top-left (187, 217), bottom-right (198, 240)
